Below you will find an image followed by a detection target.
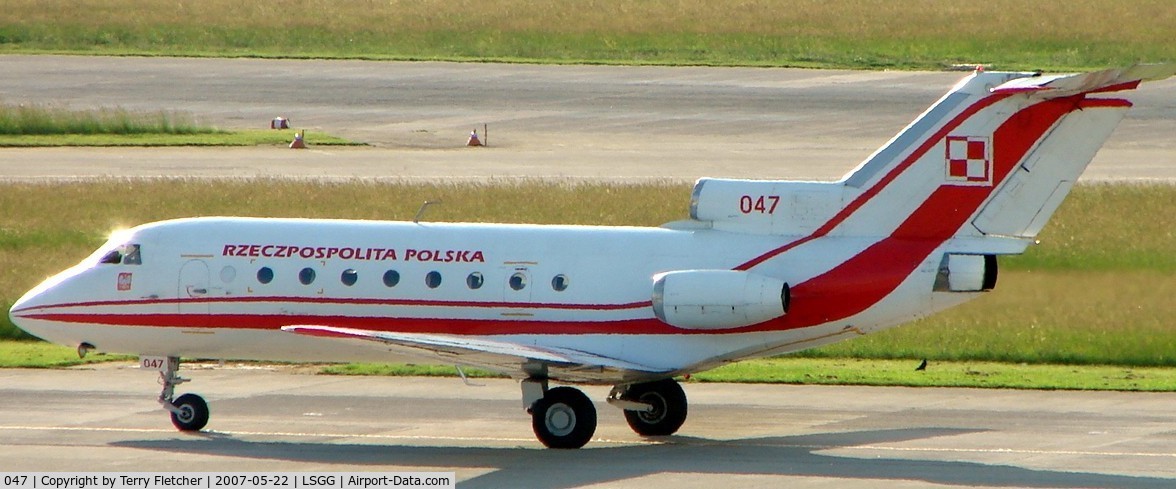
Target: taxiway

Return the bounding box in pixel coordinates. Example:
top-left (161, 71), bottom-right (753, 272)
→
top-left (1, 366), bottom-right (1174, 488)
top-left (1, 56), bottom-right (1174, 182)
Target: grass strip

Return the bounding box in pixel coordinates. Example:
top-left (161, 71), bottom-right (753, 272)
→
top-left (803, 270), bottom-right (1176, 366)
top-left (0, 104), bottom-right (215, 136)
top-left (5, 342), bottom-right (1169, 392)
top-left (323, 358), bottom-right (1176, 392)
top-left (0, 341), bottom-right (131, 368)
top-left (0, 102), bottom-right (358, 146)
top-left (321, 362), bottom-right (504, 379)
top-left (0, 131), bottom-right (359, 147)
top-left (690, 357), bottom-right (1176, 392)
top-left (2, 0), bottom-right (1173, 71)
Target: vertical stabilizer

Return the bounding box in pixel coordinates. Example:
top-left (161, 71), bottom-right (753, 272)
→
top-left (688, 65), bottom-right (1172, 275)
top-left (825, 64), bottom-right (1175, 245)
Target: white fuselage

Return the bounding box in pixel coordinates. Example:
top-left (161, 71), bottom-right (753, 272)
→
top-left (9, 216), bottom-right (967, 382)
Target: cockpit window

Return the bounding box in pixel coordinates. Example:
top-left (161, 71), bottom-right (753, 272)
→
top-left (98, 244), bottom-right (142, 265)
top-left (99, 249), bottom-right (122, 264)
top-left (122, 244), bottom-right (142, 265)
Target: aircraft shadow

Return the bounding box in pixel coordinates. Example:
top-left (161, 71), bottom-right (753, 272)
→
top-left (110, 427), bottom-right (1172, 489)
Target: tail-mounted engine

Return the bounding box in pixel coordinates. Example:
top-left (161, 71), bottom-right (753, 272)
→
top-left (652, 270), bottom-right (790, 330)
top-left (934, 254), bottom-right (998, 292)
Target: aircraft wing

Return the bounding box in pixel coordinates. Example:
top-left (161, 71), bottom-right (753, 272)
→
top-left (281, 325), bottom-right (670, 384)
top-left (991, 63), bottom-right (1176, 97)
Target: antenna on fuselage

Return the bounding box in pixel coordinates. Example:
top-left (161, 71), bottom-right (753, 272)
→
top-left (455, 365), bottom-right (484, 387)
top-left (413, 200), bottom-right (442, 223)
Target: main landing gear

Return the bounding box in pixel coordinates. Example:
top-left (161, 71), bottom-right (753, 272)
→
top-left (155, 356), bottom-right (209, 431)
top-left (611, 378), bottom-right (688, 437)
top-left (523, 377), bottom-right (688, 449)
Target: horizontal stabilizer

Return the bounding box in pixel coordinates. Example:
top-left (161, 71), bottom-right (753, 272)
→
top-left (991, 63), bottom-right (1176, 97)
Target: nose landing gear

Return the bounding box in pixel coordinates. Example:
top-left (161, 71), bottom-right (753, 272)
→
top-left (168, 393), bottom-right (209, 431)
top-left (152, 356), bottom-right (209, 431)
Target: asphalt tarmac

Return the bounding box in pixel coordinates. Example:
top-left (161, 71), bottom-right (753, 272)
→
top-left (0, 56), bottom-right (1173, 182)
top-left (1, 366), bottom-right (1174, 488)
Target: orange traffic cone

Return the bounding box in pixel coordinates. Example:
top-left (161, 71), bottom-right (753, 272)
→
top-left (466, 129), bottom-right (482, 147)
top-left (289, 130), bottom-right (306, 149)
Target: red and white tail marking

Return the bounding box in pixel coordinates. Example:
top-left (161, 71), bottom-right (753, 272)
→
top-left (945, 136), bottom-right (992, 185)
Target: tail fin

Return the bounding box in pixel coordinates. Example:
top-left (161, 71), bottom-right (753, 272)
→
top-left (834, 64), bottom-right (1175, 243)
top-left (690, 64), bottom-right (1174, 249)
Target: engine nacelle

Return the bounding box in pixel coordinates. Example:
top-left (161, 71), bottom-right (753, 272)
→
top-left (934, 254), bottom-right (998, 292)
top-left (652, 270), bottom-right (790, 330)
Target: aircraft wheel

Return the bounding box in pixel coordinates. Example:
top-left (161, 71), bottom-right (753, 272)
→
top-left (170, 393), bottom-right (209, 431)
top-left (531, 386), bottom-right (596, 449)
top-left (623, 379), bottom-right (687, 436)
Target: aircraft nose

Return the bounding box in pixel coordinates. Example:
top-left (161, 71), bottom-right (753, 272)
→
top-left (8, 267), bottom-right (84, 340)
top-left (9, 281), bottom-right (53, 334)
top-left (11, 282), bottom-right (39, 312)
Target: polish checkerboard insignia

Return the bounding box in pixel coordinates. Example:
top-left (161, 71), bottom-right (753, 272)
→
top-left (117, 272), bottom-right (132, 291)
top-left (945, 136), bottom-right (992, 186)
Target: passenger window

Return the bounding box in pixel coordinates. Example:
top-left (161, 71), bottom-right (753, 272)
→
top-left (220, 266), bottom-right (236, 283)
top-left (341, 269), bottom-right (358, 286)
top-left (383, 270), bottom-right (400, 287)
top-left (299, 267), bottom-right (316, 285)
top-left (467, 272), bottom-right (484, 289)
top-left (509, 272), bottom-right (527, 291)
top-left (257, 267), bottom-right (274, 284)
top-left (425, 271), bottom-right (442, 289)
top-left (552, 274), bottom-right (569, 291)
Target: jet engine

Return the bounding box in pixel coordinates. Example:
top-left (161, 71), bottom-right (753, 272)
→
top-left (934, 254), bottom-right (998, 292)
top-left (651, 270), bottom-right (790, 330)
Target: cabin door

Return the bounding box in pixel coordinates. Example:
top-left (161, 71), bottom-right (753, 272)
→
top-left (178, 259), bottom-right (210, 327)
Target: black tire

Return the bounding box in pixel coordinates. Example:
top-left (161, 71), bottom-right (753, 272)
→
top-left (530, 386), bottom-right (596, 449)
top-left (170, 393), bottom-right (209, 431)
top-left (623, 379), bottom-right (687, 436)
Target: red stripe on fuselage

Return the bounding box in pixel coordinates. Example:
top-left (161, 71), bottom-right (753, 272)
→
top-left (12, 295), bottom-right (652, 315)
top-left (21, 312), bottom-right (674, 335)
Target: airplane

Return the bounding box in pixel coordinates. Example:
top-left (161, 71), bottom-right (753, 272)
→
top-left (9, 64), bottom-right (1174, 449)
